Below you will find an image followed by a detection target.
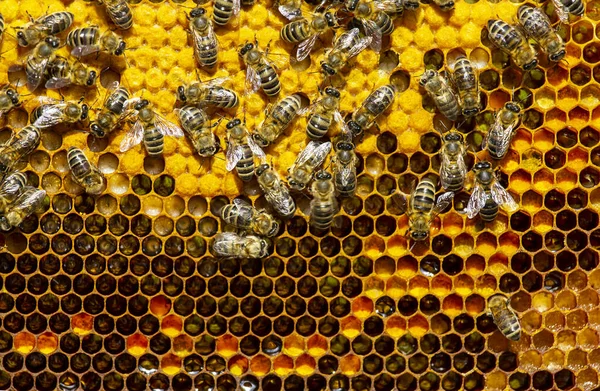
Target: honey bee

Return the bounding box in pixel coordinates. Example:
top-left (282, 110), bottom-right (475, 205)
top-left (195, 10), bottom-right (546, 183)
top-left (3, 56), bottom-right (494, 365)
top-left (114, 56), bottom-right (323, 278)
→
top-left (486, 19), bottom-right (537, 71)
top-left (321, 28), bottom-right (372, 77)
top-left (225, 118), bottom-right (265, 182)
top-left (277, 0), bottom-right (303, 20)
top-left (551, 0), bottom-right (584, 23)
top-left (213, 0), bottom-right (241, 26)
top-left (213, 232), bottom-right (269, 259)
top-left (256, 163), bottom-right (296, 218)
top-left (0, 172), bottom-right (28, 215)
top-left (306, 87), bottom-right (343, 140)
top-left (0, 187), bottom-right (46, 231)
top-left (372, 0), bottom-right (405, 16)
top-left (404, 0), bottom-right (419, 10)
top-left (281, 11), bottom-right (336, 61)
top-left (420, 70), bottom-right (460, 122)
top-left (451, 56), bottom-right (480, 117)
top-left (433, 0), bottom-right (454, 11)
top-left (393, 178), bottom-right (454, 241)
top-left (0, 126), bottom-right (42, 181)
top-left (239, 41), bottom-right (281, 97)
top-left (177, 78), bottom-right (239, 109)
top-left (67, 147), bottom-right (105, 195)
top-left (0, 13), bottom-right (5, 41)
top-left (0, 84), bottom-right (22, 119)
top-left (23, 36), bottom-right (61, 91)
top-left (15, 11), bottom-right (74, 47)
top-left (517, 5), bottom-right (565, 62)
top-left (221, 198), bottom-right (279, 237)
top-left (464, 161), bottom-right (518, 222)
top-left (90, 81), bottom-right (131, 138)
top-left (188, 8), bottom-right (219, 69)
top-left (287, 141), bottom-right (332, 191)
top-left (482, 101), bottom-right (522, 160)
top-left (253, 93), bottom-right (303, 148)
top-left (488, 294), bottom-right (521, 341)
top-left (333, 137), bottom-right (358, 197)
top-left (100, 0), bottom-right (133, 30)
top-left (439, 131), bottom-right (467, 192)
top-left (177, 105), bottom-right (219, 158)
top-left (31, 97), bottom-right (89, 129)
top-left (346, 84), bottom-right (396, 138)
top-left (45, 56), bottom-right (98, 89)
top-left (348, 0), bottom-right (394, 51)
top-left (67, 27), bottom-right (126, 57)
top-left (120, 99), bottom-right (184, 156)
top-left (309, 170), bottom-right (338, 230)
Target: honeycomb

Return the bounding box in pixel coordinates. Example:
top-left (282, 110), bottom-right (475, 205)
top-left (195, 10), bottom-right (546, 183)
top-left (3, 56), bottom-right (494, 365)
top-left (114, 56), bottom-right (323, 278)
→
top-left (0, 0), bottom-right (600, 389)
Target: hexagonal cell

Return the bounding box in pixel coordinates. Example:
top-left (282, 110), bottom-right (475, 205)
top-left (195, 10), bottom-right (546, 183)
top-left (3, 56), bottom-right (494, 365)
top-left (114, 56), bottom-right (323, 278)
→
top-left (580, 167), bottom-right (600, 188)
top-left (573, 20), bottom-right (594, 44)
top-left (582, 85), bottom-right (600, 110)
top-left (534, 87), bottom-right (556, 111)
top-left (557, 86), bottom-right (580, 112)
top-left (523, 68), bottom-right (546, 89)
top-left (480, 69), bottom-right (500, 91)
top-left (570, 64), bottom-right (592, 86)
top-left (489, 89), bottom-right (510, 110)
top-left (502, 68), bottom-right (523, 90)
top-left (547, 66), bottom-right (568, 88)
top-left (584, 41), bottom-right (600, 63)
top-left (523, 108), bottom-right (545, 130)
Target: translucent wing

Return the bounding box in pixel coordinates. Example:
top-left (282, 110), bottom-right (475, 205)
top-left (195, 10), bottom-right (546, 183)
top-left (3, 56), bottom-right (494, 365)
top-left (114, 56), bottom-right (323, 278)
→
top-left (551, 0), bottom-right (570, 22)
top-left (232, 0), bottom-right (241, 16)
top-left (232, 198), bottom-right (252, 208)
top-left (464, 182), bottom-right (486, 219)
top-left (270, 186), bottom-right (296, 216)
top-left (333, 110), bottom-right (344, 125)
top-left (26, 57), bottom-right (51, 91)
top-left (296, 33), bottom-right (318, 62)
top-left (119, 120), bottom-right (144, 152)
top-left (191, 23), bottom-right (218, 58)
top-left (362, 19), bottom-right (383, 52)
top-left (32, 105), bottom-right (65, 128)
top-left (374, 0), bottom-right (402, 13)
top-left (226, 144), bottom-right (245, 171)
top-left (336, 155), bottom-right (357, 185)
top-left (153, 113), bottom-right (185, 137)
top-left (294, 141), bottom-right (332, 168)
top-left (278, 2), bottom-right (302, 20)
top-left (246, 135), bottom-right (266, 159)
top-left (347, 35), bottom-right (373, 59)
top-left (213, 232), bottom-right (240, 257)
top-left (16, 187), bottom-right (46, 211)
top-left (390, 192), bottom-right (408, 214)
top-left (431, 191), bottom-right (454, 219)
top-left (335, 28), bottom-right (360, 49)
top-left (45, 77), bottom-right (72, 89)
top-left (35, 96), bottom-right (61, 106)
top-left (202, 77), bottom-right (227, 88)
top-left (124, 97), bottom-right (141, 112)
top-left (200, 86), bottom-right (236, 107)
top-left (491, 181), bottom-right (518, 213)
top-left (244, 64), bottom-right (261, 95)
top-left (490, 120), bottom-right (516, 159)
top-left (71, 45), bottom-right (101, 57)
top-left (0, 172), bottom-right (26, 197)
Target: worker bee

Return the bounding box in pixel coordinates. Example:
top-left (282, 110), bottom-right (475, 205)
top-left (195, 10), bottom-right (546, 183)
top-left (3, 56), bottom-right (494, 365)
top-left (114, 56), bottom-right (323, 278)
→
top-left (177, 78), bottom-right (239, 109)
top-left (306, 87), bottom-right (343, 140)
top-left (420, 70), bottom-right (460, 122)
top-left (551, 0), bottom-right (584, 22)
top-left (439, 131), bottom-right (467, 192)
top-left (23, 36), bottom-right (61, 91)
top-left (213, 0), bottom-right (241, 26)
top-left (349, 0), bottom-right (394, 51)
top-left (67, 147), bottom-right (105, 195)
top-left (281, 11), bottom-right (336, 61)
top-left (451, 56), bottom-right (481, 117)
top-left (120, 99), bottom-right (184, 156)
top-left (177, 105), bottom-right (219, 158)
top-left (393, 178), bottom-right (454, 241)
top-left (253, 93), bottom-right (304, 148)
top-left (101, 0), bottom-right (133, 30)
top-left (188, 8), bottom-right (219, 69)
top-left (45, 56), bottom-right (98, 89)
top-left (517, 5), bottom-right (565, 62)
top-left (321, 28), bottom-right (372, 76)
top-left (0, 13), bottom-right (5, 41)
top-left (221, 198), bottom-right (279, 237)
top-left (464, 161), bottom-right (518, 222)
top-left (0, 126), bottom-right (42, 181)
top-left (277, 0), bottom-right (302, 20)
top-left (486, 19), bottom-right (537, 71)
top-left (31, 97), bottom-right (89, 129)
top-left (67, 27), bottom-right (126, 57)
top-left (0, 84), bottom-right (21, 119)
top-left (213, 232), bottom-right (269, 259)
top-left (225, 118), bottom-right (265, 182)
top-left (403, 0), bottom-right (419, 10)
top-left (287, 141), bottom-right (332, 191)
top-left (346, 84), bottom-right (396, 138)
top-left (482, 101), bottom-right (522, 160)
top-left (239, 41), bottom-right (281, 97)
top-left (0, 187), bottom-right (46, 231)
top-left (333, 137), bottom-right (358, 197)
top-left (488, 294), bottom-right (521, 341)
top-left (90, 82), bottom-right (131, 138)
top-left (15, 11), bottom-right (74, 47)
top-left (256, 164), bottom-right (296, 218)
top-left (433, 0), bottom-right (454, 11)
top-left (0, 172), bottom-right (28, 215)
top-left (309, 170), bottom-right (338, 230)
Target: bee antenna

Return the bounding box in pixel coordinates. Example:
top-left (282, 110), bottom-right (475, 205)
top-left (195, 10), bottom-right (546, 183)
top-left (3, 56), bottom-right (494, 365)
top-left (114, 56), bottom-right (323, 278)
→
top-left (408, 238), bottom-right (417, 252)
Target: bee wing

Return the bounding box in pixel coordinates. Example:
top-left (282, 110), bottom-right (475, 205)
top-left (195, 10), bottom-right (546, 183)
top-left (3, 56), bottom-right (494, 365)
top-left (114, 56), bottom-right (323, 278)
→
top-left (278, 2), bottom-right (302, 20)
top-left (295, 141), bottom-right (332, 168)
top-left (333, 110), bottom-right (344, 126)
top-left (337, 157), bottom-right (356, 185)
top-left (124, 97), bottom-right (141, 112)
top-left (153, 113), bottom-right (185, 138)
top-left (390, 192), bottom-right (408, 214)
top-left (226, 144), bottom-right (244, 171)
top-left (244, 64), bottom-right (261, 95)
top-left (202, 77), bottom-right (227, 88)
top-left (374, 0), bottom-right (401, 13)
top-left (431, 191), bottom-right (454, 219)
top-left (26, 57), bottom-right (51, 91)
top-left (71, 45), bottom-right (101, 58)
top-left (232, 198), bottom-right (251, 208)
top-left (32, 105), bottom-right (65, 128)
top-left (296, 33), bottom-right (319, 62)
top-left (19, 188), bottom-right (47, 212)
top-left (464, 182), bottom-right (486, 219)
top-left (34, 96), bottom-right (61, 105)
top-left (213, 232), bottom-right (240, 256)
top-left (491, 181), bottom-right (518, 213)
top-left (119, 120), bottom-right (145, 152)
top-left (491, 121), bottom-right (515, 159)
top-left (45, 77), bottom-right (72, 90)
top-left (232, 0), bottom-right (241, 16)
top-left (551, 0), bottom-right (570, 22)
top-left (362, 19), bottom-right (383, 52)
top-left (346, 35), bottom-right (373, 59)
top-left (246, 135), bottom-right (266, 159)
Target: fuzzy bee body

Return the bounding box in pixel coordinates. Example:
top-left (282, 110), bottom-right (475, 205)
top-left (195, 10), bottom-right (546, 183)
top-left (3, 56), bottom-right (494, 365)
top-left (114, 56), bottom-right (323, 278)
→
top-left (281, 12), bottom-right (335, 61)
top-left (45, 56), bottom-right (98, 89)
top-left (433, 0), bottom-right (454, 11)
top-left (240, 43), bottom-right (281, 97)
top-left (483, 102), bottom-right (522, 160)
top-left (0, 172), bottom-right (28, 215)
top-left (0, 126), bottom-right (41, 181)
top-left (177, 78), bottom-right (239, 109)
top-left (352, 1), bottom-right (394, 51)
top-left (333, 139), bottom-right (358, 197)
top-left (90, 83), bottom-right (130, 138)
top-left (104, 0), bottom-right (133, 30)
top-left (420, 70), bottom-right (460, 122)
top-left (306, 87), bottom-right (343, 140)
top-left (226, 119), bottom-right (265, 182)
top-left (0, 187), bottom-right (46, 231)
top-left (287, 141), bottom-right (332, 191)
top-left (321, 28), bottom-right (372, 76)
top-left (452, 56), bottom-right (480, 117)
top-left (439, 131), bottom-right (467, 192)
top-left (487, 19), bottom-right (537, 71)
top-left (67, 147), bottom-right (104, 195)
top-left (178, 106), bottom-right (219, 158)
top-left (256, 164), bottom-right (296, 218)
top-left (16, 11), bottom-right (73, 47)
top-left (221, 198), bottom-right (279, 237)
top-left (189, 8), bottom-right (219, 68)
top-left (0, 13), bottom-right (5, 40)
top-left (465, 161), bottom-right (518, 222)
top-left (213, 232), bottom-right (269, 259)
top-left (517, 5), bottom-right (565, 62)
top-left (347, 84), bottom-right (396, 137)
top-left (552, 0), bottom-right (584, 22)
top-left (488, 294), bottom-right (521, 341)
top-left (25, 36), bottom-right (61, 91)
top-left (67, 27), bottom-right (126, 57)
top-left (213, 0), bottom-right (240, 26)
top-left (31, 99), bottom-right (89, 129)
top-left (309, 171), bottom-right (338, 230)
top-left (253, 93), bottom-right (303, 148)
top-left (0, 84), bottom-right (21, 119)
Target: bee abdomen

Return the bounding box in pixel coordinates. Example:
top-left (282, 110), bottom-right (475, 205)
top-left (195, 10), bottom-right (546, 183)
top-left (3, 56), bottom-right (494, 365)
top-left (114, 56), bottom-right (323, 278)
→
top-left (487, 20), bottom-right (523, 51)
top-left (179, 106), bottom-right (209, 134)
top-left (236, 146), bottom-right (256, 182)
top-left (195, 36), bottom-right (218, 68)
top-left (144, 126), bottom-right (164, 156)
top-left (335, 176), bottom-right (356, 197)
top-left (480, 197), bottom-right (499, 222)
top-left (67, 147), bottom-right (93, 178)
top-left (412, 179), bottom-right (436, 212)
top-left (454, 57), bottom-right (476, 91)
top-left (213, 0), bottom-right (234, 25)
top-left (307, 113), bottom-right (332, 140)
top-left (281, 19), bottom-right (310, 43)
top-left (373, 11), bottom-right (394, 35)
top-left (67, 27), bottom-right (99, 47)
top-left (106, 87), bottom-right (129, 114)
top-left (272, 94), bottom-right (301, 125)
top-left (258, 64), bottom-right (281, 97)
top-left (107, 2), bottom-right (133, 30)
top-left (364, 85), bottom-right (395, 115)
top-left (562, 0), bottom-right (584, 15)
top-left (311, 201), bottom-right (335, 229)
top-left (221, 203), bottom-right (253, 228)
top-left (0, 14), bottom-right (4, 38)
top-left (39, 11), bottom-right (74, 34)
top-left (443, 172), bottom-right (465, 192)
top-left (206, 87), bottom-right (238, 108)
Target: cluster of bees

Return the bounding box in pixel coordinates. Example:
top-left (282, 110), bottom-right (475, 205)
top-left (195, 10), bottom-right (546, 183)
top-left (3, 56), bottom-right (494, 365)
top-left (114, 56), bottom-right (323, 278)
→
top-left (0, 0), bottom-right (587, 344)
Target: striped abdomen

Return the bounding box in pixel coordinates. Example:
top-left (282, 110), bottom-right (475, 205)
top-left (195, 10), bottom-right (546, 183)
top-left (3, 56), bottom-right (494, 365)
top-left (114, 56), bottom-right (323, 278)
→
top-left (194, 31), bottom-right (218, 68)
top-left (213, 0), bottom-right (235, 25)
top-left (30, 105), bottom-right (51, 126)
top-left (480, 194), bottom-right (499, 222)
top-left (0, 14), bottom-right (5, 38)
top-left (454, 57), bottom-right (476, 93)
top-left (67, 147), bottom-right (93, 179)
top-left (434, 0), bottom-right (454, 11)
top-left (486, 128), bottom-right (511, 160)
top-left (205, 87), bottom-right (238, 108)
top-left (441, 167), bottom-right (464, 193)
top-left (39, 11), bottom-right (74, 34)
top-left (67, 27), bottom-right (99, 47)
top-left (46, 57), bottom-right (69, 79)
top-left (372, 11), bottom-right (394, 35)
top-left (364, 84), bottom-right (395, 117)
top-left (106, 1), bottom-right (133, 30)
top-left (411, 179), bottom-right (435, 213)
top-left (487, 20), bottom-right (523, 51)
top-left (0, 126), bottom-right (41, 176)
top-left (307, 112), bottom-right (332, 140)
top-left (271, 94), bottom-right (301, 126)
top-left (281, 19), bottom-right (311, 43)
top-left (256, 62), bottom-right (281, 97)
top-left (143, 125), bottom-right (164, 156)
top-left (310, 196), bottom-right (336, 230)
top-left (235, 144), bottom-right (255, 182)
top-left (221, 203), bottom-right (254, 229)
top-left (105, 87), bottom-right (129, 114)
top-left (489, 295), bottom-right (521, 341)
top-left (560, 0), bottom-right (584, 15)
top-left (518, 6), bottom-right (552, 38)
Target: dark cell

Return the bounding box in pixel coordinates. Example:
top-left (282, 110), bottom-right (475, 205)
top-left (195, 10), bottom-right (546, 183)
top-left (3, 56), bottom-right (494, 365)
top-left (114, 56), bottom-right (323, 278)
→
top-left (318, 316), bottom-right (339, 337)
top-left (364, 316), bottom-right (384, 337)
top-left (284, 375), bottom-right (304, 391)
top-left (442, 255), bottom-right (463, 275)
top-left (398, 295), bottom-right (418, 316)
top-left (397, 334), bottom-right (418, 355)
top-left (408, 353), bottom-right (429, 374)
top-left (476, 351), bottom-right (496, 373)
top-left (138, 314), bottom-right (159, 335)
top-left (499, 352), bottom-right (518, 372)
top-left (385, 354), bottom-right (406, 374)
top-left (554, 369), bottom-right (574, 390)
top-left (48, 352), bottom-right (69, 372)
top-left (580, 249), bottom-right (599, 270)
top-left (511, 253), bottom-right (531, 273)
top-left (363, 354), bottom-right (384, 375)
top-left (453, 352), bottom-right (474, 373)
top-left (330, 297), bottom-right (350, 317)
top-left (421, 256), bottom-right (440, 276)
top-left (26, 312), bottom-right (48, 333)
top-left (420, 334), bottom-right (440, 354)
top-left (545, 189), bottom-right (565, 211)
top-left (476, 314), bottom-right (496, 334)
top-left (13, 372), bottom-right (34, 391)
top-left (464, 332), bottom-right (485, 353)
top-left (522, 231), bottom-right (543, 252)
top-left (375, 296), bottom-right (396, 317)
top-left (342, 276), bottom-right (363, 298)
top-left (544, 148), bottom-right (566, 169)
top-left (532, 371), bottom-right (553, 391)
top-left (396, 373), bottom-right (417, 391)
top-left (544, 271), bottom-right (565, 292)
top-left (499, 273), bottom-right (521, 293)
top-left (510, 211), bottom-right (531, 232)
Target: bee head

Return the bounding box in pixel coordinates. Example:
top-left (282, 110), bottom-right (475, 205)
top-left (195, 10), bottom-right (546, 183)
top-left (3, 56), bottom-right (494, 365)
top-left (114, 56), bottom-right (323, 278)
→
top-left (16, 31), bottom-right (28, 46)
top-left (440, 0), bottom-right (454, 10)
top-left (506, 102), bottom-right (520, 113)
top-left (45, 36), bottom-right (60, 49)
top-left (316, 170), bottom-right (332, 181)
top-left (324, 12), bottom-right (336, 27)
top-left (227, 118), bottom-right (241, 129)
top-left (239, 43), bottom-right (254, 56)
top-left (87, 71), bottom-right (97, 86)
top-left (190, 7), bottom-right (206, 18)
top-left (252, 133), bottom-right (268, 147)
top-left (288, 179), bottom-right (303, 190)
top-left (444, 132), bottom-right (463, 143)
top-left (135, 99), bottom-right (149, 111)
top-left (550, 50), bottom-right (566, 62)
top-left (419, 70), bottom-right (435, 86)
top-left (321, 62), bottom-right (336, 76)
top-left (325, 87), bottom-right (340, 98)
top-left (345, 0), bottom-right (359, 11)
top-left (6, 88), bottom-right (20, 105)
top-left (199, 145), bottom-right (218, 157)
top-left (336, 140), bottom-right (353, 151)
top-left (474, 161), bottom-right (492, 171)
top-left (411, 230), bottom-right (428, 241)
top-left (346, 120), bottom-right (362, 137)
top-left (80, 104), bottom-right (89, 120)
top-left (523, 59), bottom-right (537, 71)
top-left (177, 86), bottom-right (187, 102)
top-left (114, 41), bottom-right (126, 56)
top-left (90, 123), bottom-right (106, 138)
top-left (255, 164), bottom-right (270, 177)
